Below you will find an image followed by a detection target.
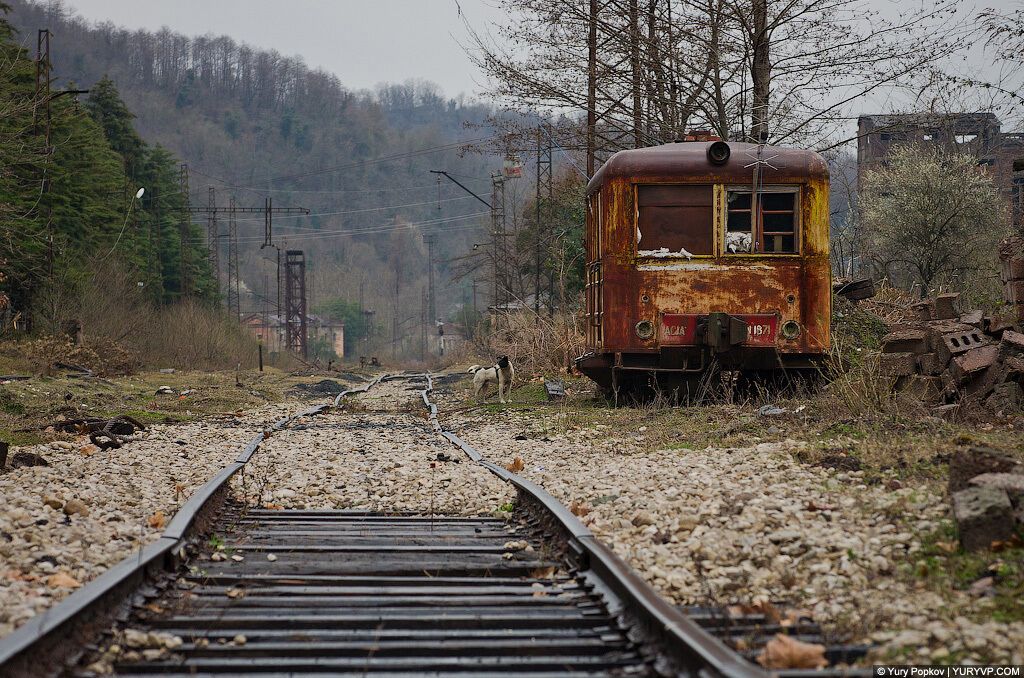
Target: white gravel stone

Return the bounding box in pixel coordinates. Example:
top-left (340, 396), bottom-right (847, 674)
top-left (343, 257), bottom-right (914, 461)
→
top-left (436, 387), bottom-right (1024, 665)
top-left (0, 402), bottom-right (302, 638)
top-left (232, 379), bottom-right (513, 515)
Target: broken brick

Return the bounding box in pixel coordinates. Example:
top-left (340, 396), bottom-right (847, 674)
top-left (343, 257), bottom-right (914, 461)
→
top-left (953, 486), bottom-right (1015, 552)
top-left (986, 315), bottom-right (1016, 339)
top-left (950, 345), bottom-right (999, 384)
top-left (958, 310), bottom-right (984, 328)
top-left (881, 328), bottom-right (928, 354)
top-left (925, 321), bottom-right (973, 353)
top-left (998, 330), bottom-right (1024, 361)
top-left (935, 328), bottom-right (991, 365)
top-left (949, 446), bottom-right (1023, 494)
top-left (933, 293), bottom-right (961, 320)
top-left (1004, 356), bottom-right (1024, 380)
top-left (878, 352), bottom-right (916, 377)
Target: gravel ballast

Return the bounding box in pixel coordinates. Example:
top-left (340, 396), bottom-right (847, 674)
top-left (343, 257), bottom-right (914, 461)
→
top-left (0, 403), bottom-right (296, 637)
top-left (234, 379), bottom-right (513, 514)
top-left (439, 393), bottom-right (1024, 665)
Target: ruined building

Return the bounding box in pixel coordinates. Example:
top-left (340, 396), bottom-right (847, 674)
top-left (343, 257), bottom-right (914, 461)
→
top-left (857, 113), bottom-right (1024, 228)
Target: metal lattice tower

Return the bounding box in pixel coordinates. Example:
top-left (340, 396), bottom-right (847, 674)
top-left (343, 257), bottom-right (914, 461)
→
top-left (179, 164), bottom-right (192, 298)
top-left (207, 187), bottom-right (219, 291)
top-left (284, 250), bottom-right (308, 358)
top-left (535, 125), bottom-right (553, 316)
top-left (227, 196), bottom-right (240, 320)
top-left (425, 233), bottom-right (436, 323)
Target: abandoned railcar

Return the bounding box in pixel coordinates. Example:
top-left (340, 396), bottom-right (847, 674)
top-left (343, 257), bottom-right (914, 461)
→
top-left (576, 140), bottom-right (831, 393)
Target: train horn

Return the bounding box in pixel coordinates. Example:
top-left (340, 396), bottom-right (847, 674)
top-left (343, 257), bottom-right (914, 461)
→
top-left (706, 141), bottom-right (731, 165)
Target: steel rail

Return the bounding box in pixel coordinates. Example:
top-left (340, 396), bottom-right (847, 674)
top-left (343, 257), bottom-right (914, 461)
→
top-left (0, 378), bottom-right (383, 677)
top-left (410, 372), bottom-right (768, 678)
top-left (1, 370), bottom-right (767, 677)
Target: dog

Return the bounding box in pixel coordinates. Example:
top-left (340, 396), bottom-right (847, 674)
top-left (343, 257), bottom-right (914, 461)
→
top-left (469, 356), bottom-right (515, 403)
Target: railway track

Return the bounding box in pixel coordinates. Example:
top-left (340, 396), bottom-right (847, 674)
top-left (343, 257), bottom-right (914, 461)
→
top-left (0, 372), bottom-right (863, 677)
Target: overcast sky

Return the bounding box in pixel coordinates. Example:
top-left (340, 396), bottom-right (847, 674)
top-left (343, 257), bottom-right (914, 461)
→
top-left (58, 0), bottom-right (506, 97)
top-left (55, 0), bottom-right (1024, 125)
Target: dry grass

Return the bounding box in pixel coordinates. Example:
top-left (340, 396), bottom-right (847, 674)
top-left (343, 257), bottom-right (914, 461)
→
top-left (473, 308), bottom-right (585, 377)
top-left (26, 262), bottom-right (260, 372)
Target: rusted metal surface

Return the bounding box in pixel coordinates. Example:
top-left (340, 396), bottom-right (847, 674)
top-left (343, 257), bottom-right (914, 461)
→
top-left (581, 141), bottom-right (831, 387)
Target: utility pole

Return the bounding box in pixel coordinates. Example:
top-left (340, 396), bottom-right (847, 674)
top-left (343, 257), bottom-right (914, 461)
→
top-left (491, 173), bottom-right (506, 313)
top-left (284, 250), bottom-right (308, 359)
top-left (227, 196), bottom-right (240, 320)
top-left (35, 30), bottom-right (52, 280)
top-left (629, 0), bottom-right (642, 148)
top-left (535, 125), bottom-right (553, 317)
top-left (179, 164), bottom-right (192, 298)
top-left (207, 186), bottom-right (219, 292)
top-left (150, 185), bottom-right (161, 295)
top-left (587, 0), bottom-right (598, 177)
top-left (425, 233), bottom-right (436, 324)
top-left (420, 286), bottom-right (427, 361)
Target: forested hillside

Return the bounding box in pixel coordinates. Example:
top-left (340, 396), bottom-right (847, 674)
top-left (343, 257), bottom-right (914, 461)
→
top-left (5, 0), bottom-right (503, 357)
top-left (0, 4), bottom-right (217, 333)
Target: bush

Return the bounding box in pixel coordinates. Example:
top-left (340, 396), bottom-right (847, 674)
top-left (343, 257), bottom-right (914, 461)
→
top-left (30, 262), bottom-right (258, 371)
top-left (474, 307), bottom-right (585, 377)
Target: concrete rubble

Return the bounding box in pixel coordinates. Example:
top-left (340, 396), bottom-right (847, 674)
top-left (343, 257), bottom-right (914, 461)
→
top-left (948, 446), bottom-right (1024, 552)
top-left (879, 289), bottom-right (1024, 416)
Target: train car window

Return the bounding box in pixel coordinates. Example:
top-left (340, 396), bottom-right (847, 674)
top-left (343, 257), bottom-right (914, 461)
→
top-left (726, 189), bottom-right (798, 254)
top-left (760, 192), bottom-right (797, 253)
top-left (636, 185), bottom-right (713, 256)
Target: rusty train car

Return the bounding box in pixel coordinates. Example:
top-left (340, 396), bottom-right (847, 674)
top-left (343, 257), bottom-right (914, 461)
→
top-left (576, 140), bottom-right (831, 393)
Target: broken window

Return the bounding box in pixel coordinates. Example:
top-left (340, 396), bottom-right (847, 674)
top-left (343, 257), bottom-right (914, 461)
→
top-left (636, 185), bottom-right (713, 257)
top-left (725, 189), bottom-right (799, 254)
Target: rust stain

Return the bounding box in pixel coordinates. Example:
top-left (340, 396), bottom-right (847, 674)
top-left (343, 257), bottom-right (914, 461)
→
top-left (582, 141), bottom-right (831, 378)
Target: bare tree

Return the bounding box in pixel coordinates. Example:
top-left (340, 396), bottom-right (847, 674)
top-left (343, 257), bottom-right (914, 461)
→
top-left (467, 0), bottom-right (965, 159)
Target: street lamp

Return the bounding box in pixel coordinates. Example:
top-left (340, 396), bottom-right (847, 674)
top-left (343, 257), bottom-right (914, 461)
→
top-left (98, 186), bottom-right (145, 262)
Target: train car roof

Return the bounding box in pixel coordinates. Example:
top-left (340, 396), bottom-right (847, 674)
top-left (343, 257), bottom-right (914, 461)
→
top-left (586, 141), bottom-right (829, 195)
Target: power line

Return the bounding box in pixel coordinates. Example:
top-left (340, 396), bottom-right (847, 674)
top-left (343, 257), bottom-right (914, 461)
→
top-left (187, 135), bottom-right (501, 190)
top-left (229, 194), bottom-right (477, 225)
top-left (185, 211), bottom-right (490, 245)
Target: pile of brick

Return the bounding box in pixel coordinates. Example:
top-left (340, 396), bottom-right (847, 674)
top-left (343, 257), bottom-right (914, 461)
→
top-left (879, 291), bottom-right (1024, 416)
top-left (1000, 235), bottom-right (1024, 323)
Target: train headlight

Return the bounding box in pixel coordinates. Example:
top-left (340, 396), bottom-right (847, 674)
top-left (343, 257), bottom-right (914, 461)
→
top-left (707, 141), bottom-right (731, 165)
top-left (781, 320), bottom-right (801, 340)
top-left (635, 320), bottom-right (655, 340)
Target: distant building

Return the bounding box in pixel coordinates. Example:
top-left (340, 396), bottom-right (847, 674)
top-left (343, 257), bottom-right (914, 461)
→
top-left (242, 313), bottom-right (345, 359)
top-left (857, 113), bottom-right (1024, 228)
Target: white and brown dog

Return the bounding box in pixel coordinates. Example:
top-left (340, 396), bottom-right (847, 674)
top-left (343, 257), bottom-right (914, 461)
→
top-left (468, 356), bottom-right (515, 403)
